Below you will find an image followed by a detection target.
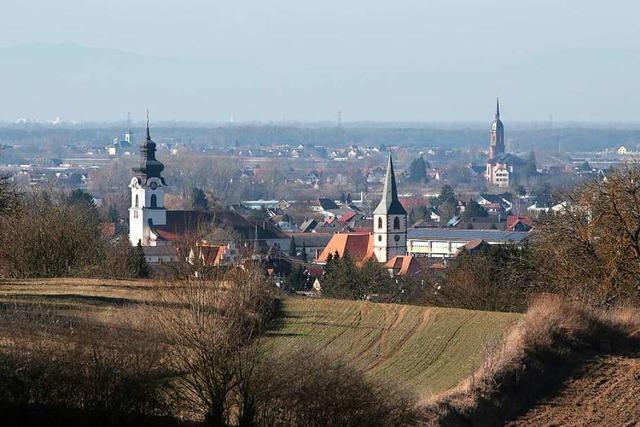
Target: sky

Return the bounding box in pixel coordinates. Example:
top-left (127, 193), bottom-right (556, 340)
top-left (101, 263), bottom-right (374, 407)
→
top-left (1, 0), bottom-right (639, 122)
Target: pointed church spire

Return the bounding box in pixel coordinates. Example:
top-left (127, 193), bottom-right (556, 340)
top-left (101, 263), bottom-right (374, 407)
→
top-left (145, 109), bottom-right (151, 140)
top-left (373, 151), bottom-right (407, 215)
top-left (496, 97), bottom-right (500, 119)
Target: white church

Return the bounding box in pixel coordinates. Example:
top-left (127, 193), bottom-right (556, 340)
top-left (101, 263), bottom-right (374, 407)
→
top-left (128, 120), bottom-right (290, 264)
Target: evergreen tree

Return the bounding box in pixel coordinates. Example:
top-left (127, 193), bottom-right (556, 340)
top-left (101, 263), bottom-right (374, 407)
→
top-left (322, 253), bottom-right (392, 300)
top-left (409, 208), bottom-right (417, 225)
top-left (68, 189), bottom-right (96, 208)
top-left (462, 199), bottom-right (488, 221)
top-left (525, 150), bottom-right (538, 177)
top-left (300, 241), bottom-right (308, 262)
top-left (434, 185), bottom-right (457, 222)
top-left (346, 193), bottom-right (352, 204)
top-left (285, 265), bottom-right (306, 291)
top-left (191, 187), bottom-right (209, 211)
top-left (533, 182), bottom-right (554, 207)
top-left (132, 241), bottom-right (150, 278)
top-left (579, 160), bottom-right (592, 172)
top-left (408, 156), bottom-right (428, 183)
top-left (289, 237), bottom-right (298, 257)
top-left (414, 205), bottom-right (427, 221)
top-left (107, 205), bottom-right (119, 222)
top-left (436, 185), bottom-right (455, 206)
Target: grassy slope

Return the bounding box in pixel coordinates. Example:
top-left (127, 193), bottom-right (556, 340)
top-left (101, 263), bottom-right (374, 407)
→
top-left (0, 279), bottom-right (520, 398)
top-left (267, 297), bottom-right (519, 397)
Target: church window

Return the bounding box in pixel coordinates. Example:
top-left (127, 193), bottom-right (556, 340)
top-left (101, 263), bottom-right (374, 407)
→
top-left (135, 194), bottom-right (139, 207)
top-left (394, 234), bottom-right (400, 242)
top-left (134, 211), bottom-right (138, 219)
top-left (393, 217), bottom-right (400, 230)
top-left (378, 217), bottom-right (383, 229)
top-left (150, 194), bottom-right (157, 208)
top-left (378, 235), bottom-right (382, 242)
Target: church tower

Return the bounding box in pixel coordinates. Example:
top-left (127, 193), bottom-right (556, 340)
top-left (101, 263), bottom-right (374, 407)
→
top-left (124, 112), bottom-right (132, 144)
top-left (129, 114), bottom-right (167, 246)
top-left (489, 98), bottom-right (505, 160)
top-left (373, 152), bottom-right (407, 263)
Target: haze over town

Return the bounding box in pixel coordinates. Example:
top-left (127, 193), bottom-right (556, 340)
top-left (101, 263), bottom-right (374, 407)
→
top-left (1, 0), bottom-right (640, 122)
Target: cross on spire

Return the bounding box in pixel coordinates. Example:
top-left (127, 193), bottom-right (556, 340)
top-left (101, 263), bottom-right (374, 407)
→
top-left (145, 109), bottom-right (151, 140)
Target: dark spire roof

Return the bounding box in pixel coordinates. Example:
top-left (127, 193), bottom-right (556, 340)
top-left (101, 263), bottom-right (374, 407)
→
top-left (491, 98), bottom-right (504, 133)
top-left (374, 152), bottom-right (407, 215)
top-left (133, 110), bottom-right (165, 179)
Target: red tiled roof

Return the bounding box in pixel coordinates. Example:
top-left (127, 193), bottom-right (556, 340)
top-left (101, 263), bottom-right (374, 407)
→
top-left (338, 211), bottom-right (357, 223)
top-left (399, 196), bottom-right (431, 210)
top-left (506, 215), bottom-right (533, 230)
top-left (197, 243), bottom-right (226, 266)
top-left (463, 239), bottom-right (486, 251)
top-left (316, 232), bottom-right (374, 264)
top-left (384, 255), bottom-right (422, 276)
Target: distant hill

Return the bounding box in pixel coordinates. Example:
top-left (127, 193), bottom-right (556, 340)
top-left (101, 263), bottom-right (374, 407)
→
top-left (2, 44), bottom-right (640, 122)
top-left (0, 43), bottom-right (267, 122)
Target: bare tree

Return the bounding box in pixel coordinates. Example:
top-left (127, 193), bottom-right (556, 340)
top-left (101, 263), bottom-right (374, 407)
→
top-left (534, 163), bottom-right (640, 306)
top-left (148, 266), bottom-right (274, 426)
top-left (0, 191), bottom-right (104, 277)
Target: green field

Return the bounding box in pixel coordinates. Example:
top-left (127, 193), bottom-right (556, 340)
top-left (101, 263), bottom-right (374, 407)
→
top-left (267, 297), bottom-right (520, 397)
top-left (0, 279), bottom-right (520, 399)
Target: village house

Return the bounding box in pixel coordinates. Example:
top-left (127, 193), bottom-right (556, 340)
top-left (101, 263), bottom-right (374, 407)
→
top-left (317, 152), bottom-right (409, 268)
top-left (128, 121), bottom-right (290, 264)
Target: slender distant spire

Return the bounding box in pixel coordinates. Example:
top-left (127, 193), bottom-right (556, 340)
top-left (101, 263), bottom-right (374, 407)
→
top-left (145, 109), bottom-right (151, 140)
top-left (496, 97), bottom-right (500, 119)
top-left (373, 151), bottom-right (407, 215)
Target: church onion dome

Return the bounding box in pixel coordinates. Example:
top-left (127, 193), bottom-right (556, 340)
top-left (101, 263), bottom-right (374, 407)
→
top-left (134, 117), bottom-right (165, 179)
top-left (374, 152), bottom-right (407, 216)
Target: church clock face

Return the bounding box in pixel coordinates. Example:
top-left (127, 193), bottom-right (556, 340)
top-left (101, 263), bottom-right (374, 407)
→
top-left (149, 182), bottom-right (158, 190)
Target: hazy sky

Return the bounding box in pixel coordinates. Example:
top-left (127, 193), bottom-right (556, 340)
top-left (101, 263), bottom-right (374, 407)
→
top-left (1, 0), bottom-right (639, 122)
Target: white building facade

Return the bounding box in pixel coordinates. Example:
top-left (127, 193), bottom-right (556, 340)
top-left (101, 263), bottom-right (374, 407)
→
top-left (129, 121), bottom-right (169, 246)
top-left (373, 153), bottom-right (408, 263)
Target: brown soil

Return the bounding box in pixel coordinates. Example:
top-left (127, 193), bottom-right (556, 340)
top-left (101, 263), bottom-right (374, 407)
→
top-left (507, 355), bottom-right (640, 427)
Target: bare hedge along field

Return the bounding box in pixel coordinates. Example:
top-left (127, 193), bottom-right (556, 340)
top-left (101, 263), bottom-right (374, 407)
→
top-left (0, 278), bottom-right (519, 398)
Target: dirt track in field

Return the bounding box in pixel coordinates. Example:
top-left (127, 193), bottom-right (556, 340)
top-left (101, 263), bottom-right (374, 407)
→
top-left (508, 355), bottom-right (640, 426)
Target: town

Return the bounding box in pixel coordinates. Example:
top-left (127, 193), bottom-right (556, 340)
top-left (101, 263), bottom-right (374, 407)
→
top-left (2, 1), bottom-right (640, 426)
top-left (0, 100), bottom-right (627, 281)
